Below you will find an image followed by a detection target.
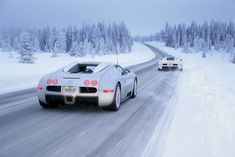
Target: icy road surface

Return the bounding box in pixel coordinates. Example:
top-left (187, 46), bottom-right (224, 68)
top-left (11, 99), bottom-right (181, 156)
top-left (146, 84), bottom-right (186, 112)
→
top-left (0, 44), bottom-right (179, 157)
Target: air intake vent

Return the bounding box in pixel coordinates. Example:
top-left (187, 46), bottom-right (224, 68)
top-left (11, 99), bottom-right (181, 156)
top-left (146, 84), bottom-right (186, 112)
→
top-left (80, 87), bottom-right (97, 93)
top-left (46, 86), bottom-right (61, 92)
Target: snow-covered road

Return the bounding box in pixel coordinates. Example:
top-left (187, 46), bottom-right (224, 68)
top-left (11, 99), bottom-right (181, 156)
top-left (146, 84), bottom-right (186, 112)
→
top-left (0, 43), bottom-right (179, 157)
top-left (3, 42), bottom-right (233, 157)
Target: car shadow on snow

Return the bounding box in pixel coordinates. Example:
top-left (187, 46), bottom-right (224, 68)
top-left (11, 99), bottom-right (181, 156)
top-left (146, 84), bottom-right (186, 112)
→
top-left (39, 96), bottom-right (136, 114)
top-left (40, 103), bottom-right (111, 114)
top-left (158, 69), bottom-right (182, 72)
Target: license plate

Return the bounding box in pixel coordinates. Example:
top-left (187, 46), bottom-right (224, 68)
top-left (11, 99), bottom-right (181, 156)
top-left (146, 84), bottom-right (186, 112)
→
top-left (63, 86), bottom-right (77, 95)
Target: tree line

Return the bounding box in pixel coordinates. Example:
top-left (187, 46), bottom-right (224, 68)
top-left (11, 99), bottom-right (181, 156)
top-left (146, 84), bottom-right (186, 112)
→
top-left (0, 22), bottom-right (133, 63)
top-left (135, 20), bottom-right (235, 62)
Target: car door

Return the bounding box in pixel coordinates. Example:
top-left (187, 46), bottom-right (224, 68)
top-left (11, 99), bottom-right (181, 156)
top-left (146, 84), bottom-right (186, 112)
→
top-left (115, 66), bottom-right (129, 99)
top-left (122, 68), bottom-right (133, 95)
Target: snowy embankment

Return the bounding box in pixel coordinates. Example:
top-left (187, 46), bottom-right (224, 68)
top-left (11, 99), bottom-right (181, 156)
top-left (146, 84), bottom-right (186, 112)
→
top-left (150, 42), bottom-right (235, 157)
top-left (0, 42), bottom-right (155, 95)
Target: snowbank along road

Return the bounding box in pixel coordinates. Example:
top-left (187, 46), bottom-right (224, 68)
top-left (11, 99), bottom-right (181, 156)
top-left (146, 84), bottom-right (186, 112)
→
top-left (0, 43), bottom-right (179, 157)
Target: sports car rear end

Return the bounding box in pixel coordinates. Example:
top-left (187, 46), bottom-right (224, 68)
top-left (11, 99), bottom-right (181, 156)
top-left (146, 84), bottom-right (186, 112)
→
top-left (158, 57), bottom-right (183, 71)
top-left (37, 62), bottom-right (115, 107)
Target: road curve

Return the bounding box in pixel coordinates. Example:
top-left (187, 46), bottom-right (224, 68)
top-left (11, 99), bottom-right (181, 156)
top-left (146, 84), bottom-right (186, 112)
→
top-left (0, 43), bottom-right (178, 157)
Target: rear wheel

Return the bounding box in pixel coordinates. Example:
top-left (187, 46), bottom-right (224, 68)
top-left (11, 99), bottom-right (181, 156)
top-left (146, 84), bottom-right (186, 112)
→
top-left (39, 101), bottom-right (59, 108)
top-left (103, 84), bottom-right (121, 111)
top-left (131, 79), bottom-right (137, 98)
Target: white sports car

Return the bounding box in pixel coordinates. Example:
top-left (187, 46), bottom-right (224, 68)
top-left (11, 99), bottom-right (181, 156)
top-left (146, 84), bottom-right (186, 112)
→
top-left (37, 62), bottom-right (137, 111)
top-left (158, 56), bottom-right (183, 71)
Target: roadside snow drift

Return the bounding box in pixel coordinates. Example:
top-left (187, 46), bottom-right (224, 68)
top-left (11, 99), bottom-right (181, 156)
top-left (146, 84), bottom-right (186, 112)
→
top-left (150, 42), bottom-right (235, 157)
top-left (0, 42), bottom-right (155, 94)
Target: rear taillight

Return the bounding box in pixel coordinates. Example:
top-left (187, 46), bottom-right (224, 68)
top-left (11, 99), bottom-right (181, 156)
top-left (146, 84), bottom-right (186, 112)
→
top-left (91, 80), bottom-right (98, 86)
top-left (103, 90), bottom-right (114, 93)
top-left (47, 79), bottom-right (52, 85)
top-left (84, 80), bottom-right (98, 86)
top-left (47, 78), bottom-right (58, 85)
top-left (52, 79), bottom-right (58, 85)
top-left (37, 86), bottom-right (43, 90)
top-left (84, 80), bottom-right (90, 86)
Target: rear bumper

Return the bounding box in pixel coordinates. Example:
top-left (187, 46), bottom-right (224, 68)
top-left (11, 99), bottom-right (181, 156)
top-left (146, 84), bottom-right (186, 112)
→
top-left (38, 91), bottom-right (114, 107)
top-left (45, 94), bottom-right (99, 105)
top-left (158, 64), bottom-right (180, 70)
top-left (38, 85), bottom-right (115, 107)
top-left (162, 66), bottom-right (178, 69)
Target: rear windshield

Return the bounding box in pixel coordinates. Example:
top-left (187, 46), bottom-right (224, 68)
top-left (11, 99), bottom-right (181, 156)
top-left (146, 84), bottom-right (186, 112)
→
top-left (167, 57), bottom-right (175, 61)
top-left (68, 64), bottom-right (98, 74)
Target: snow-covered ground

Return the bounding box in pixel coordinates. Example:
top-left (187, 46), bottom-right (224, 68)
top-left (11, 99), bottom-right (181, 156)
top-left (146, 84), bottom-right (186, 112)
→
top-left (150, 42), bottom-right (235, 157)
top-left (0, 42), bottom-right (155, 94)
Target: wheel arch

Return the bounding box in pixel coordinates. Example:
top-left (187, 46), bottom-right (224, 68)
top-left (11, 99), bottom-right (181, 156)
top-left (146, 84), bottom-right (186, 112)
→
top-left (117, 81), bottom-right (122, 91)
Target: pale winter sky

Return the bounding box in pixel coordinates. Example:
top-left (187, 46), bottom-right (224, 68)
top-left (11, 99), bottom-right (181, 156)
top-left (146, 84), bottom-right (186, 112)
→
top-left (0, 0), bottom-right (234, 35)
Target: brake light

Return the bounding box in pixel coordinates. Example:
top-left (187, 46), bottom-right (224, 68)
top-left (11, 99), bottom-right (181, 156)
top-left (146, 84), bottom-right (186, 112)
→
top-left (103, 90), bottom-right (114, 93)
top-left (84, 80), bottom-right (90, 86)
top-left (52, 79), bottom-right (58, 85)
top-left (91, 80), bottom-right (98, 86)
top-left (47, 78), bottom-right (58, 85)
top-left (47, 78), bottom-right (52, 85)
top-left (37, 86), bottom-right (43, 90)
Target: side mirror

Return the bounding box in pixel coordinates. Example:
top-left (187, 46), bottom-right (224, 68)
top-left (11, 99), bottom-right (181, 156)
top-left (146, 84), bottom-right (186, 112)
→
top-left (125, 68), bottom-right (130, 73)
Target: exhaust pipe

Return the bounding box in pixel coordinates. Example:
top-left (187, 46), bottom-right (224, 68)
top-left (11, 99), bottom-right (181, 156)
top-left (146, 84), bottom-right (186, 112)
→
top-left (64, 95), bottom-right (75, 104)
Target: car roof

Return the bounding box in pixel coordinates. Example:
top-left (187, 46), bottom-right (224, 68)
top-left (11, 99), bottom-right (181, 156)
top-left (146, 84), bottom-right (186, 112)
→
top-left (167, 56), bottom-right (175, 59)
top-left (63, 61), bottom-right (115, 73)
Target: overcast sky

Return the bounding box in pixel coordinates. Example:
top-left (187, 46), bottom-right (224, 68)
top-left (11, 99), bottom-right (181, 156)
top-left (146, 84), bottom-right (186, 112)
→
top-left (0, 0), bottom-right (234, 35)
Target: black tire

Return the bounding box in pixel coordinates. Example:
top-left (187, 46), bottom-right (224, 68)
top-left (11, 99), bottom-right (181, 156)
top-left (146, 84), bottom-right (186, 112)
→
top-left (103, 84), bottom-right (121, 111)
top-left (131, 79), bottom-right (137, 98)
top-left (39, 101), bottom-right (59, 108)
top-left (158, 67), bottom-right (162, 71)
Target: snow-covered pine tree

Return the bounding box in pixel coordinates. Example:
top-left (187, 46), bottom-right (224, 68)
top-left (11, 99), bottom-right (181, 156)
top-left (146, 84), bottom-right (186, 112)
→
top-left (95, 38), bottom-right (105, 55)
top-left (77, 41), bottom-right (86, 57)
top-left (172, 26), bottom-right (178, 49)
top-left (69, 40), bottom-right (80, 56)
top-left (66, 27), bottom-right (73, 52)
top-left (1, 33), bottom-right (12, 52)
top-left (32, 33), bottom-right (40, 52)
top-left (164, 23), bottom-right (172, 47)
top-left (18, 31), bottom-right (35, 63)
top-left (103, 37), bottom-right (112, 54)
top-left (225, 34), bottom-right (234, 53)
top-left (182, 32), bottom-right (189, 53)
top-left (53, 30), bottom-right (66, 56)
top-left (83, 40), bottom-right (93, 56)
top-left (225, 34), bottom-right (235, 63)
top-left (38, 27), bottom-right (51, 52)
top-left (183, 42), bottom-right (189, 53)
top-left (49, 28), bottom-right (58, 53)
